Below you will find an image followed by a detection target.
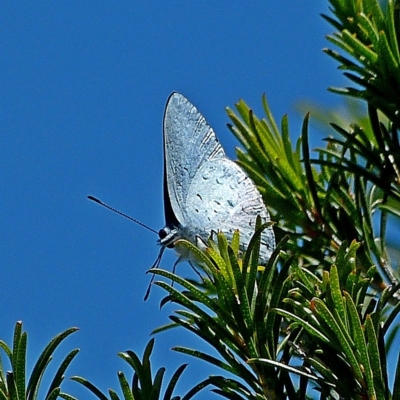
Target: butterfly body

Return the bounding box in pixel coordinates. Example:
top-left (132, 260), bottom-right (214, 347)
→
top-left (159, 92), bottom-right (274, 264)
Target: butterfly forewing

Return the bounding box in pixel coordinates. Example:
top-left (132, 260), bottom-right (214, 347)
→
top-left (163, 92), bottom-right (225, 224)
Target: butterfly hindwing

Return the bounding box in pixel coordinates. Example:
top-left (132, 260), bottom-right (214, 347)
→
top-left (185, 158), bottom-right (274, 262)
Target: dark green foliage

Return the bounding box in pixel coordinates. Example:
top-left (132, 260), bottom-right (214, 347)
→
top-left (0, 322), bottom-right (78, 400)
top-left (149, 230), bottom-right (289, 399)
top-left (323, 0), bottom-right (400, 125)
top-left (149, 234), bottom-right (399, 398)
top-left (227, 94), bottom-right (391, 289)
top-left (71, 338), bottom-right (206, 400)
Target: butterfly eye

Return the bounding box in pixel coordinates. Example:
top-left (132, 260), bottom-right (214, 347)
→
top-left (158, 228), bottom-right (176, 248)
top-left (158, 229), bottom-right (168, 239)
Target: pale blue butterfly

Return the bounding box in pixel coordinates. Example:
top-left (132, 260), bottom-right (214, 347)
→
top-left (158, 92), bottom-right (275, 265)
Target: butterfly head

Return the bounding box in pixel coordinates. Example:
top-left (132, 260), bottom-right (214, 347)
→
top-left (158, 225), bottom-right (180, 248)
top-left (158, 224), bottom-right (210, 269)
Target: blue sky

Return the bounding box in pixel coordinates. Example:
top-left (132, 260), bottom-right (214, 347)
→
top-left (2, 1), bottom-right (389, 399)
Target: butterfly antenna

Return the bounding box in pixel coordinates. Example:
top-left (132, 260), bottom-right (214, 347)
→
top-left (87, 195), bottom-right (158, 235)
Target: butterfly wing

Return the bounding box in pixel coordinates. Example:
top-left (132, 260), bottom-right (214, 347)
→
top-left (163, 92), bottom-right (225, 226)
top-left (185, 158), bottom-right (275, 263)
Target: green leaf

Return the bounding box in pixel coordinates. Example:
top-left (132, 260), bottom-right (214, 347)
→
top-left (46, 348), bottom-right (79, 399)
top-left (344, 292), bottom-right (375, 397)
top-left (311, 298), bottom-right (364, 382)
top-left (163, 364), bottom-right (187, 400)
top-left (273, 308), bottom-right (330, 344)
top-left (70, 377), bottom-right (109, 400)
top-left (365, 316), bottom-right (386, 399)
top-left (14, 332), bottom-right (26, 400)
top-left (329, 265), bottom-right (347, 327)
top-left (117, 372), bottom-right (134, 400)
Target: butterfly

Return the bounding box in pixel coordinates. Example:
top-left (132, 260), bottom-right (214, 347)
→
top-left (157, 92), bottom-right (275, 265)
